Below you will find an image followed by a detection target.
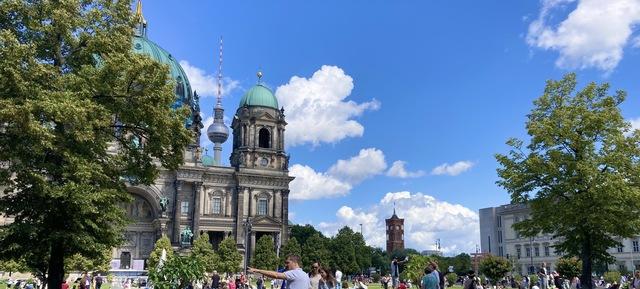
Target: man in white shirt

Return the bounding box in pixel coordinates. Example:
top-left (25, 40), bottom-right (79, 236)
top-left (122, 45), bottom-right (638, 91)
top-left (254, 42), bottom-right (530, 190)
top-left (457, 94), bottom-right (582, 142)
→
top-left (249, 255), bottom-right (311, 289)
top-left (335, 268), bottom-right (343, 289)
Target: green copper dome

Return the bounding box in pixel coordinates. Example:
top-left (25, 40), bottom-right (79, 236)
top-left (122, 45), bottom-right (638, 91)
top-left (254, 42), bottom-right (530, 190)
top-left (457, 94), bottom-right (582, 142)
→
top-left (239, 84), bottom-right (279, 109)
top-left (132, 35), bottom-right (200, 125)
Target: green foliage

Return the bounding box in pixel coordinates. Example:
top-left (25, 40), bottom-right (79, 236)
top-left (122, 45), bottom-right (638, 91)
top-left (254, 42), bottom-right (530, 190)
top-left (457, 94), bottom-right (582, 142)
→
top-left (0, 259), bottom-right (27, 276)
top-left (478, 255), bottom-right (511, 285)
top-left (329, 227), bottom-right (359, 274)
top-left (446, 273), bottom-right (458, 287)
top-left (400, 254), bottom-right (432, 285)
top-left (556, 257), bottom-right (582, 278)
top-left (371, 273), bottom-right (381, 283)
top-left (149, 254), bottom-right (207, 289)
top-left (192, 233), bottom-right (219, 273)
top-left (0, 1), bottom-right (192, 288)
top-left (280, 237), bottom-right (302, 266)
top-left (603, 271), bottom-right (621, 284)
top-left (495, 73), bottom-right (640, 289)
top-left (217, 237), bottom-right (242, 275)
top-left (432, 254), bottom-right (473, 276)
top-left (252, 235), bottom-right (278, 271)
top-left (371, 248), bottom-right (388, 275)
top-left (149, 236), bottom-right (174, 270)
top-left (65, 249), bottom-right (111, 272)
top-left (290, 225), bottom-right (325, 246)
top-left (529, 275), bottom-right (539, 288)
top-left (302, 233), bottom-right (331, 271)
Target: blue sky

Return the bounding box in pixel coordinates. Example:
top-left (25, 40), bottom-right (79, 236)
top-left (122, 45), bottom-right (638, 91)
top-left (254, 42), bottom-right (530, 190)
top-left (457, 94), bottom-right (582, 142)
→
top-left (137, 0), bottom-right (640, 254)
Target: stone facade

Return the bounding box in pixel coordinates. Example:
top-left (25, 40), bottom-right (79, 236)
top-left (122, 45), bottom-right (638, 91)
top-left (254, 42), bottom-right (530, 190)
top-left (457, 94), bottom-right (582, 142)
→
top-left (480, 204), bottom-right (640, 275)
top-left (113, 101), bottom-right (294, 272)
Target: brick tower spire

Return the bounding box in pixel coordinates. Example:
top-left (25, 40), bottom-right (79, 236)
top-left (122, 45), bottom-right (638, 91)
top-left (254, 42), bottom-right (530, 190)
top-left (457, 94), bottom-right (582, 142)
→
top-left (386, 204), bottom-right (405, 253)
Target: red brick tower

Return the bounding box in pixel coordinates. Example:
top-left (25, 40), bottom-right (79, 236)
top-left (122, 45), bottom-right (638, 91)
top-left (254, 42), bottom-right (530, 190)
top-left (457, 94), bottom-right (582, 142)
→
top-left (386, 208), bottom-right (404, 253)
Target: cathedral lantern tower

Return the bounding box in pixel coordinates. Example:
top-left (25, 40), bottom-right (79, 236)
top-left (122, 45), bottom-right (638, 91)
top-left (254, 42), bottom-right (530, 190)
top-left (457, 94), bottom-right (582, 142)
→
top-left (230, 72), bottom-right (289, 170)
top-left (386, 208), bottom-right (405, 253)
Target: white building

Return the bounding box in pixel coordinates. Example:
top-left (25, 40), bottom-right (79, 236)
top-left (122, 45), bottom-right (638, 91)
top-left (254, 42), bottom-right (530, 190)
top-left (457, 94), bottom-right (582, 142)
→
top-left (480, 204), bottom-right (640, 275)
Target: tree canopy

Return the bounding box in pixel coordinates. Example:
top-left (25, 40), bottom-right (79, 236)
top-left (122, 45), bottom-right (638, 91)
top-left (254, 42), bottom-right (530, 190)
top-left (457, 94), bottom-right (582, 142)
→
top-left (217, 237), bottom-right (242, 275)
top-left (0, 1), bottom-right (192, 288)
top-left (252, 235), bottom-right (278, 271)
top-left (192, 233), bottom-right (219, 273)
top-left (479, 255), bottom-right (511, 285)
top-left (149, 236), bottom-right (175, 270)
top-left (496, 73), bottom-right (640, 289)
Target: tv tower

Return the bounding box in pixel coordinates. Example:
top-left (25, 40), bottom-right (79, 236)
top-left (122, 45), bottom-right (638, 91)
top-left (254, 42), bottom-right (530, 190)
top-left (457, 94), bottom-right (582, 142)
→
top-left (206, 37), bottom-right (229, 165)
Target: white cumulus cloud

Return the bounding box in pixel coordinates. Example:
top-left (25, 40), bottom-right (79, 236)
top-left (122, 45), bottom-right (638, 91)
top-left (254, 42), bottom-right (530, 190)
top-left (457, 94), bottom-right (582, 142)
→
top-left (526, 0), bottom-right (640, 72)
top-left (431, 161), bottom-right (475, 176)
top-left (317, 191), bottom-right (479, 254)
top-left (179, 60), bottom-right (239, 97)
top-left (386, 161), bottom-right (425, 178)
top-left (276, 65), bottom-right (380, 147)
top-left (629, 117), bottom-right (640, 135)
top-left (288, 164), bottom-right (352, 201)
top-left (290, 148), bottom-right (423, 200)
top-left (328, 148), bottom-right (387, 184)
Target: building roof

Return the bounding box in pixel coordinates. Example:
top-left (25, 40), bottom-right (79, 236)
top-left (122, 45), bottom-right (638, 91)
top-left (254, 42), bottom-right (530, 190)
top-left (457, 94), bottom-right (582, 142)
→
top-left (239, 84), bottom-right (279, 109)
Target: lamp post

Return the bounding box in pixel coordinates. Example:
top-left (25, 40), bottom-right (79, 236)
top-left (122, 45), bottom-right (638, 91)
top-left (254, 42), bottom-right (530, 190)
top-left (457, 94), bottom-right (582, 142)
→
top-left (243, 218), bottom-right (253, 275)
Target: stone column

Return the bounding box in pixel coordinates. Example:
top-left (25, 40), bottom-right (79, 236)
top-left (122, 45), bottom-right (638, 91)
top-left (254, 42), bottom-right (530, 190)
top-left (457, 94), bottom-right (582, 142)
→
top-left (274, 190), bottom-right (282, 219)
top-left (235, 186), bottom-right (246, 244)
top-left (281, 189), bottom-right (289, 242)
top-left (172, 180), bottom-right (184, 244)
top-left (250, 231), bottom-right (256, 261)
top-left (193, 182), bottom-right (203, 236)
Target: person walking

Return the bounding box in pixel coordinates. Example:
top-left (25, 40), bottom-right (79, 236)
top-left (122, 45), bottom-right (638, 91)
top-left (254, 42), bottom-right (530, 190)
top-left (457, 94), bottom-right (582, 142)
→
top-left (422, 266), bottom-right (439, 289)
top-left (631, 271), bottom-right (640, 289)
top-left (538, 263), bottom-right (548, 289)
top-left (95, 274), bottom-right (103, 289)
top-left (257, 277), bottom-right (264, 289)
top-left (211, 271), bottom-right (221, 289)
top-left (249, 255), bottom-right (311, 289)
top-left (463, 271), bottom-right (477, 289)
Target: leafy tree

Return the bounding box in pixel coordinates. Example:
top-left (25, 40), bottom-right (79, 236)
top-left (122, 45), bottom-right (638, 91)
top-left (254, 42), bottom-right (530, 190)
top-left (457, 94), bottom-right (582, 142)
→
top-left (149, 236), bottom-right (174, 270)
top-left (65, 249), bottom-right (111, 272)
top-left (217, 237), bottom-right (242, 275)
top-left (446, 273), bottom-right (458, 287)
top-left (603, 271), bottom-right (621, 284)
top-left (371, 248), bottom-right (388, 275)
top-left (290, 225), bottom-right (325, 247)
top-left (280, 237), bottom-right (302, 265)
top-left (0, 259), bottom-right (27, 277)
top-left (556, 257), bottom-right (582, 278)
top-left (479, 255), bottom-right (511, 285)
top-left (495, 73), bottom-right (640, 289)
top-left (353, 231), bottom-right (372, 272)
top-left (149, 254), bottom-right (207, 289)
top-left (0, 2), bottom-right (191, 289)
top-left (400, 254), bottom-right (432, 285)
top-left (330, 228), bottom-right (359, 274)
top-left (451, 253), bottom-right (472, 276)
top-left (253, 235), bottom-right (278, 271)
top-left (192, 233), bottom-right (219, 273)
top-left (302, 233), bottom-right (331, 272)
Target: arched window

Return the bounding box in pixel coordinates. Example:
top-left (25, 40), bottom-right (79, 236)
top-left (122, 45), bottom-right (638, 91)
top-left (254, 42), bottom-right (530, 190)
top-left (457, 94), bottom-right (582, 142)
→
top-left (258, 128), bottom-right (271, 148)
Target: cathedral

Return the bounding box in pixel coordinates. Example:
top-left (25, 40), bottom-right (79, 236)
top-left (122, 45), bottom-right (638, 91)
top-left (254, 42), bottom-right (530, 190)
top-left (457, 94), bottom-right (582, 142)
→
top-left (111, 1), bottom-right (293, 272)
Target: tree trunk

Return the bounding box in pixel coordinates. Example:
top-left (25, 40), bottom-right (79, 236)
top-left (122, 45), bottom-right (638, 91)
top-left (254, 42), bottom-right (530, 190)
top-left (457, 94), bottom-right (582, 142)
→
top-left (580, 235), bottom-right (592, 289)
top-left (47, 242), bottom-right (65, 289)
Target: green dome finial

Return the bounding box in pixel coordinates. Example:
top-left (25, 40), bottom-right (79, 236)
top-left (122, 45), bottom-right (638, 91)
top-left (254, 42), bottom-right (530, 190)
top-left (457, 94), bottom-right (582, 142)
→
top-left (238, 73), bottom-right (279, 109)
